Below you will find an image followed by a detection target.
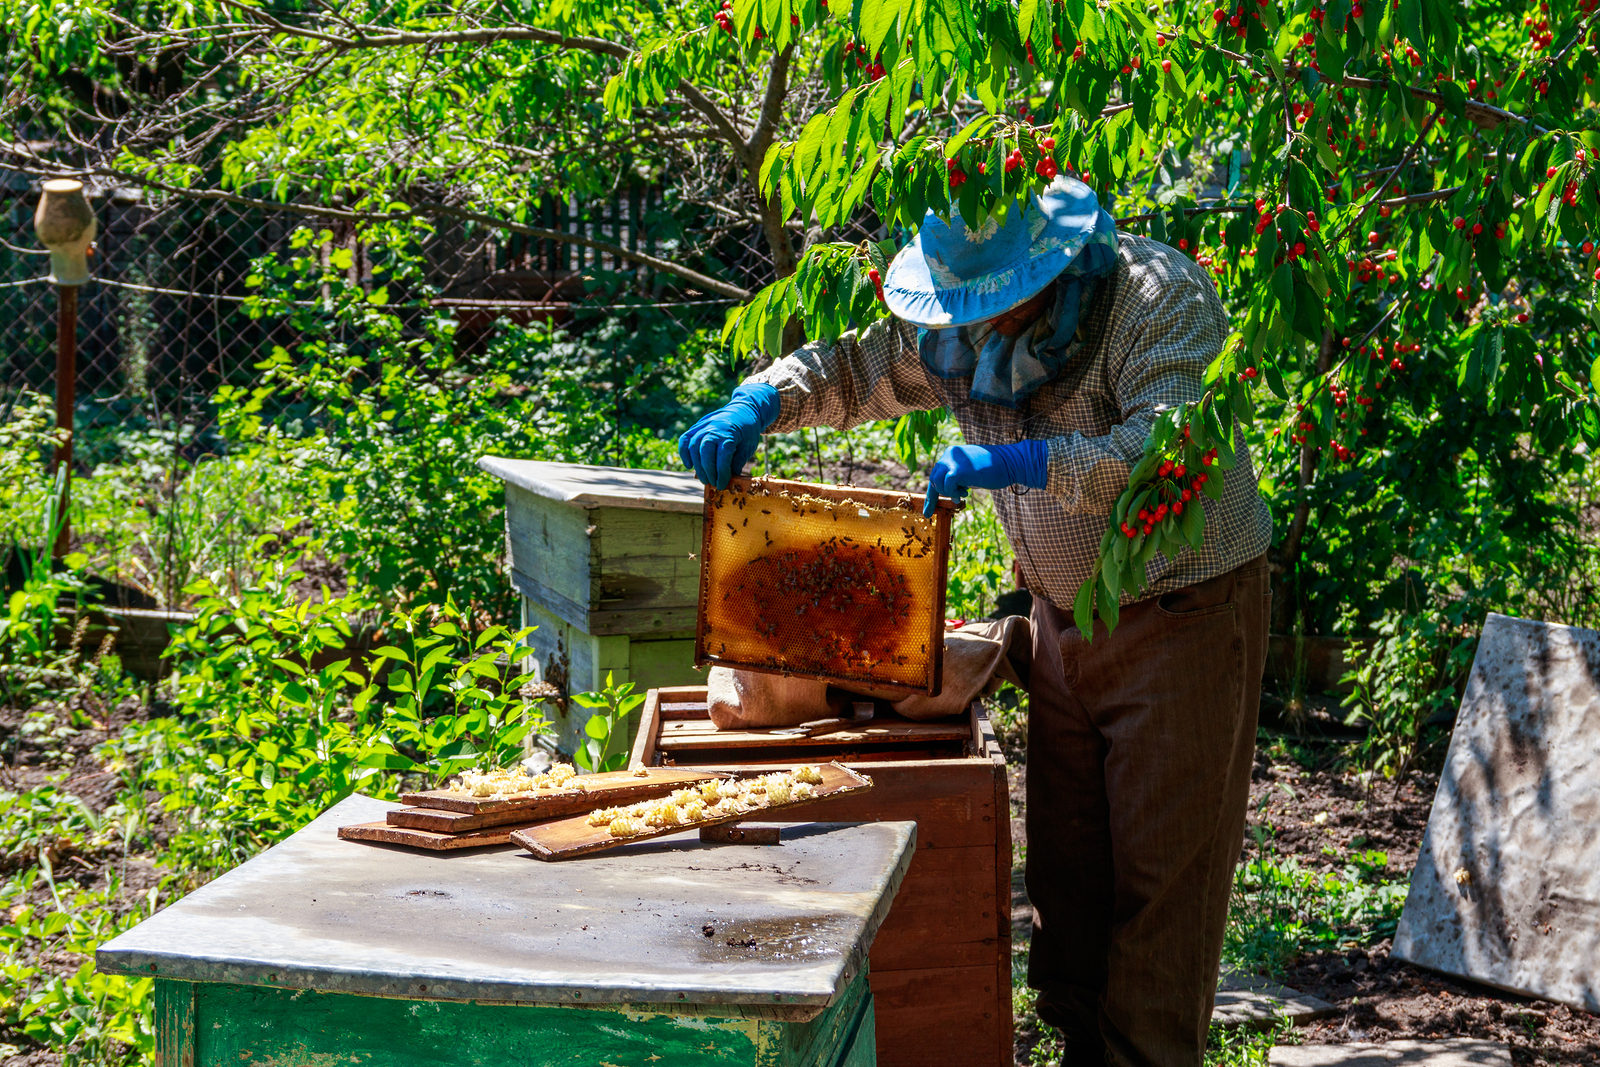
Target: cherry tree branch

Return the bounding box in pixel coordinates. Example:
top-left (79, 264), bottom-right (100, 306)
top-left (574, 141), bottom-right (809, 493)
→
top-left (1334, 75), bottom-right (1546, 135)
top-left (1333, 109), bottom-right (1438, 247)
top-left (0, 143), bottom-right (754, 299)
top-left (213, 0), bottom-right (752, 163)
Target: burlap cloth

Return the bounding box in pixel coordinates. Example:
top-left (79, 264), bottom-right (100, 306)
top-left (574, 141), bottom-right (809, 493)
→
top-left (706, 615), bottom-right (1032, 729)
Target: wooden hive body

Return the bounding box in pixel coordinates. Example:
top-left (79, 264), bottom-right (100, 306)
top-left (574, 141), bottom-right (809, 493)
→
top-left (632, 685), bottom-right (1013, 1067)
top-left (480, 457), bottom-right (708, 755)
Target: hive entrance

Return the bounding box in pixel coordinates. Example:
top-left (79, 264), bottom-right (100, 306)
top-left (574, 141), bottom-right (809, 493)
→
top-left (695, 476), bottom-right (954, 694)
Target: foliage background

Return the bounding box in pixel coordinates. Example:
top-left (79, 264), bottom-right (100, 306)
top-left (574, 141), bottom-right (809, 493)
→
top-left (4, 0), bottom-right (1600, 1061)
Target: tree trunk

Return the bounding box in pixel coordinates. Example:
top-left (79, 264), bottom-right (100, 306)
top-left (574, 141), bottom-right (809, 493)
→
top-left (1275, 326), bottom-right (1338, 632)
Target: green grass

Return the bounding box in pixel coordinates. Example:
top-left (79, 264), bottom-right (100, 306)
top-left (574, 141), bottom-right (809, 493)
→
top-left (1224, 842), bottom-right (1407, 977)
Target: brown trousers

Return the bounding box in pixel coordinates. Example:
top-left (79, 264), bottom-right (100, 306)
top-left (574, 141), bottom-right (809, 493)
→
top-left (1025, 555), bottom-right (1269, 1067)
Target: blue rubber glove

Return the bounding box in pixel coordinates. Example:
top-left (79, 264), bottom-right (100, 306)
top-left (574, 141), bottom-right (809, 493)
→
top-left (678, 383), bottom-right (781, 489)
top-left (923, 441), bottom-right (1049, 516)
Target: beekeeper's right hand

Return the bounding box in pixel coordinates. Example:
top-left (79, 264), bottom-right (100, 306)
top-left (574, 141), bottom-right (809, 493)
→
top-left (678, 383), bottom-right (781, 490)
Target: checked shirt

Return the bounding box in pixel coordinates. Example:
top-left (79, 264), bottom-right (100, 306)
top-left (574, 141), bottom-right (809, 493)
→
top-left (745, 234), bottom-right (1273, 611)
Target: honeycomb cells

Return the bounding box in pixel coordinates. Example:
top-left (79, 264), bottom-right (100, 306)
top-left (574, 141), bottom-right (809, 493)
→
top-left (699, 484), bottom-right (945, 690)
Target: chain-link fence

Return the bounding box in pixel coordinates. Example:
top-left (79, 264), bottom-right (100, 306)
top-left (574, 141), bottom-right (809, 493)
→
top-left (0, 178), bottom-right (756, 468)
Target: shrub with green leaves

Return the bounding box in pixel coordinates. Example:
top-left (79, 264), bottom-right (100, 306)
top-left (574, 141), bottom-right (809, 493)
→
top-left (571, 672), bottom-right (645, 773)
top-left (1225, 845), bottom-right (1407, 976)
top-left (1341, 608), bottom-right (1476, 782)
top-left (0, 869), bottom-right (160, 1067)
top-left (134, 551), bottom-right (549, 875)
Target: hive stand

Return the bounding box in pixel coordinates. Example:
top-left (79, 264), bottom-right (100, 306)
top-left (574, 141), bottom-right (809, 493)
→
top-left (99, 795), bottom-right (916, 1067)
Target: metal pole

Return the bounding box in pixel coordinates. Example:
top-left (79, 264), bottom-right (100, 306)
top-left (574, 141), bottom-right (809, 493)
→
top-left (53, 284), bottom-right (77, 561)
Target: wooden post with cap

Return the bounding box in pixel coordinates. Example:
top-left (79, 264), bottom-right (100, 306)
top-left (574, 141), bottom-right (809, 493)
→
top-left (33, 179), bottom-right (96, 561)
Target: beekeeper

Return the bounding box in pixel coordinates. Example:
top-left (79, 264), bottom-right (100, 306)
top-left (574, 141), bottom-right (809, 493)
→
top-left (678, 174), bottom-right (1272, 1067)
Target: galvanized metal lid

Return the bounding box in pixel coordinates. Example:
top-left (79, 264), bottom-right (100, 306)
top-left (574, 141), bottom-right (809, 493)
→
top-left (97, 794), bottom-right (915, 1015)
top-left (477, 457), bottom-right (705, 513)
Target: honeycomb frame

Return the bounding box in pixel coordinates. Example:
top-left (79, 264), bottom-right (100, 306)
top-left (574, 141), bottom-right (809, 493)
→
top-left (694, 475), bottom-right (955, 695)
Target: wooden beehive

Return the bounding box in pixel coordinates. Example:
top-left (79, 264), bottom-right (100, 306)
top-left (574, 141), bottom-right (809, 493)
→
top-left (479, 458), bottom-right (707, 755)
top-left (631, 685), bottom-right (1013, 1067)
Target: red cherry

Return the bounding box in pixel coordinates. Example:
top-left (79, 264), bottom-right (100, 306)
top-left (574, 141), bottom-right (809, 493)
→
top-left (1452, 216), bottom-right (1466, 230)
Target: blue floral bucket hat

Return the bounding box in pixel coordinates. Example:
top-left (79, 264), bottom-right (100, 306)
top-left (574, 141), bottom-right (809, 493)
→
top-left (882, 175), bottom-right (1117, 329)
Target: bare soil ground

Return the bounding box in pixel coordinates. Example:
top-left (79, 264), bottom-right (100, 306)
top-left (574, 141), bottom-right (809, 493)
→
top-left (1002, 703), bottom-right (1600, 1066)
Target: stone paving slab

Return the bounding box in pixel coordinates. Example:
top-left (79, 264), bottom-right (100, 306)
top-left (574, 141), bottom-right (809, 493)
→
top-left (1212, 973), bottom-right (1338, 1028)
top-left (1269, 1038), bottom-right (1511, 1066)
top-left (1393, 613), bottom-right (1600, 1013)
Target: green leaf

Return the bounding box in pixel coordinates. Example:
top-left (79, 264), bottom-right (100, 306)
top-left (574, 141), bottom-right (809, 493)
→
top-left (1590, 355), bottom-right (1600, 393)
top-left (1098, 573), bottom-right (1121, 632)
top-left (1073, 576), bottom-right (1095, 641)
top-left (1181, 497), bottom-right (1205, 549)
top-left (1436, 81), bottom-right (1467, 122)
top-left (945, 114), bottom-right (995, 157)
top-left (1018, 0), bottom-right (1042, 45)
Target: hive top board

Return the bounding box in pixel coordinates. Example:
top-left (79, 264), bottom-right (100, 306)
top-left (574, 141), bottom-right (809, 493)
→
top-left (98, 794), bottom-right (915, 1015)
top-left (478, 457), bottom-right (705, 513)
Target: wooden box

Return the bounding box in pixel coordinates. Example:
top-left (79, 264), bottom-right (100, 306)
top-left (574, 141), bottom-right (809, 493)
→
top-left (631, 686), bottom-right (1013, 1067)
top-left (479, 458), bottom-right (708, 755)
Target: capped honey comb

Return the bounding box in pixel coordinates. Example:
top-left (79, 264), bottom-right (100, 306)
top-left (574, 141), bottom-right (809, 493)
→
top-left (695, 476), bottom-right (954, 694)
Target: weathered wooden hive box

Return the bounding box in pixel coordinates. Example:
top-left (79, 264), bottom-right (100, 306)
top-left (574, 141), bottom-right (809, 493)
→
top-left (479, 458), bottom-right (706, 755)
top-left (631, 685), bottom-right (1013, 1067)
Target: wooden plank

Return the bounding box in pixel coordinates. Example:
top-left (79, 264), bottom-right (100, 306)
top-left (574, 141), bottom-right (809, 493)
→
top-left (868, 845), bottom-right (1000, 971)
top-left (591, 506), bottom-right (703, 600)
top-left (625, 637), bottom-right (702, 692)
top-left (337, 820), bottom-right (537, 850)
top-left (628, 687), bottom-right (670, 769)
top-left (661, 701), bottom-right (709, 719)
top-left (399, 766), bottom-right (717, 814)
top-left (510, 764), bottom-right (873, 860)
top-left (588, 605), bottom-right (700, 636)
top-left (509, 568), bottom-right (589, 633)
top-left (154, 979), bottom-right (194, 1067)
top-left (699, 823), bottom-right (782, 845)
top-left (772, 759), bottom-right (997, 849)
top-left (983, 712), bottom-right (1014, 1067)
top-left (868, 965), bottom-right (1004, 1067)
top-left (659, 745), bottom-right (970, 768)
top-left (656, 717), bottom-right (972, 752)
